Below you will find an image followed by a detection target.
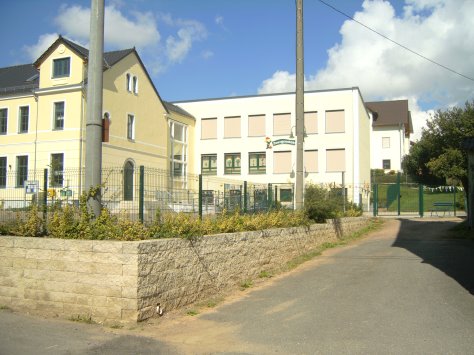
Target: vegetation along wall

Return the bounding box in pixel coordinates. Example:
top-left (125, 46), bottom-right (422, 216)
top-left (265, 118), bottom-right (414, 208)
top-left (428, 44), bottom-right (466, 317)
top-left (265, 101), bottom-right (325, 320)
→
top-left (0, 217), bottom-right (368, 324)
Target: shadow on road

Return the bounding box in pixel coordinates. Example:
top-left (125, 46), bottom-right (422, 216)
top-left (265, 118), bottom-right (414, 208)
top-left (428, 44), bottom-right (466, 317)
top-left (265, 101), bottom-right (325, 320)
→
top-left (392, 218), bottom-right (474, 295)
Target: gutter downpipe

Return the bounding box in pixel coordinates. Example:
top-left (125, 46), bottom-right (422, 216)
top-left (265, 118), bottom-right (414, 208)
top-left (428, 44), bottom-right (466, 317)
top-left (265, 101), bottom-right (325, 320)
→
top-left (33, 90), bottom-right (39, 180)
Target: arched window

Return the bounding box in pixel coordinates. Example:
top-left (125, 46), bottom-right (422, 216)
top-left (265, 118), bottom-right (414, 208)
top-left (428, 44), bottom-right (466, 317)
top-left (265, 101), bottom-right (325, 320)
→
top-left (102, 112), bottom-right (110, 142)
top-left (133, 76), bottom-right (138, 94)
top-left (123, 160), bottom-right (134, 201)
top-left (126, 73), bottom-right (131, 92)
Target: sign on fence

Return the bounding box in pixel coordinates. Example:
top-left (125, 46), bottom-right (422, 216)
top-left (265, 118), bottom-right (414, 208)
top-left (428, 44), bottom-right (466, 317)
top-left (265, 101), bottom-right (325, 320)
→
top-left (25, 181), bottom-right (39, 194)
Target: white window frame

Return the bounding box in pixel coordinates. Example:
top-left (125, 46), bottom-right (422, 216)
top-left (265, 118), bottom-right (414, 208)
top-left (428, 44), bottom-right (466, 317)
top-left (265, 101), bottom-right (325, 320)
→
top-left (127, 113), bottom-right (135, 140)
top-left (0, 108), bottom-right (7, 135)
top-left (53, 101), bottom-right (65, 131)
top-left (52, 57), bottom-right (71, 78)
top-left (18, 105), bottom-right (29, 134)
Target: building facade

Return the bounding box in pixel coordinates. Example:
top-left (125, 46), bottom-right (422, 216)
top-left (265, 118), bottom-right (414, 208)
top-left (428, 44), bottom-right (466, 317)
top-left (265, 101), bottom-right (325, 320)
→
top-left (174, 88), bottom-right (372, 206)
top-left (366, 100), bottom-right (413, 172)
top-left (0, 36), bottom-right (194, 205)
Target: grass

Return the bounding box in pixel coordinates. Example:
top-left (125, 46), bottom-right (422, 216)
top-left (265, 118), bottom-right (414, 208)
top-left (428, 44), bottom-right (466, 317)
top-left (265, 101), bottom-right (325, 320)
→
top-left (239, 279), bottom-right (253, 290)
top-left (376, 185), bottom-right (464, 213)
top-left (68, 314), bottom-right (96, 324)
top-left (0, 305), bottom-right (11, 310)
top-left (258, 271), bottom-right (273, 279)
top-left (448, 220), bottom-right (474, 240)
top-left (186, 309), bottom-right (199, 316)
top-left (284, 218), bottom-right (384, 271)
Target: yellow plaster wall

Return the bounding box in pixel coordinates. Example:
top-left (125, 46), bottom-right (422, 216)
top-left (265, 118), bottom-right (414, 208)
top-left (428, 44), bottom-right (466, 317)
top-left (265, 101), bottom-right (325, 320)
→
top-left (102, 53), bottom-right (168, 170)
top-left (38, 44), bottom-right (85, 89)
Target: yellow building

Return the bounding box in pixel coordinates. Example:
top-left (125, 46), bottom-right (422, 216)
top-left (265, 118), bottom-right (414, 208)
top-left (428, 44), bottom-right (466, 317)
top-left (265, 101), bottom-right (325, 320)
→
top-left (0, 36), bottom-right (194, 205)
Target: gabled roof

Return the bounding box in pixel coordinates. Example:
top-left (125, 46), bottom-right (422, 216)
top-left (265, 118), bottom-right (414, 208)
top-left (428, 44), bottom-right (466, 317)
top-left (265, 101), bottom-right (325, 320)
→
top-left (1, 36), bottom-right (167, 111)
top-left (164, 101), bottom-right (195, 120)
top-left (0, 64), bottom-right (38, 95)
top-left (366, 99), bottom-right (413, 134)
top-left (34, 35), bottom-right (133, 70)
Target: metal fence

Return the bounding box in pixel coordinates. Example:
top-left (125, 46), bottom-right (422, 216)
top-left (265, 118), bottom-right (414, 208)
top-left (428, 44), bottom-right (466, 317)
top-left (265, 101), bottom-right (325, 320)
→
top-left (0, 166), bottom-right (296, 225)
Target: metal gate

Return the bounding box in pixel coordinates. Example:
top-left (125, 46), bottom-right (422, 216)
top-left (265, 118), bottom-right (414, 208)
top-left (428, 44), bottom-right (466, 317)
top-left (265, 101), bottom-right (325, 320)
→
top-left (373, 182), bottom-right (463, 217)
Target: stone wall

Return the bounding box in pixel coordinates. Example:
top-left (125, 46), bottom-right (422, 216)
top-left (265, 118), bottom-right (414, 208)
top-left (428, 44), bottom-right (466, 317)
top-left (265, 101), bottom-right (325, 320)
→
top-left (0, 217), bottom-right (369, 323)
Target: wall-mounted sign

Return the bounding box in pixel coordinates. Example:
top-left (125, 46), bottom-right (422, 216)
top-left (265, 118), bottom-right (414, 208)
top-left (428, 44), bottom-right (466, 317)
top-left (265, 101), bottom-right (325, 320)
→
top-left (265, 137), bottom-right (295, 149)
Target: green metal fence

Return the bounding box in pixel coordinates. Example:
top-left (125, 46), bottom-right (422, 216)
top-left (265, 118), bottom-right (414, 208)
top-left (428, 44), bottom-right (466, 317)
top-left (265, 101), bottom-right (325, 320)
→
top-left (0, 166), bottom-right (295, 225)
top-left (372, 179), bottom-right (464, 217)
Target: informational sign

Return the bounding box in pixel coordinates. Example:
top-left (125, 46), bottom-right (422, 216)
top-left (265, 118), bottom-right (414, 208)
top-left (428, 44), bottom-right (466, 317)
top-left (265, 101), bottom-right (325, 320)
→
top-left (25, 180), bottom-right (39, 194)
top-left (265, 137), bottom-right (295, 149)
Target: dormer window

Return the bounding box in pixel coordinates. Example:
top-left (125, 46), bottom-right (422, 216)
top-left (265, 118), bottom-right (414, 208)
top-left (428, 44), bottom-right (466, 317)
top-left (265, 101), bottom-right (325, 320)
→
top-left (53, 58), bottom-right (70, 78)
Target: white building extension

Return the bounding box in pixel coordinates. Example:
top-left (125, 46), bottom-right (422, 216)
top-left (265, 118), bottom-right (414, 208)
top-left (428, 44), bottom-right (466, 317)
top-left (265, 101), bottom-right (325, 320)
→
top-left (174, 88), bottom-right (372, 206)
top-left (366, 100), bottom-right (413, 172)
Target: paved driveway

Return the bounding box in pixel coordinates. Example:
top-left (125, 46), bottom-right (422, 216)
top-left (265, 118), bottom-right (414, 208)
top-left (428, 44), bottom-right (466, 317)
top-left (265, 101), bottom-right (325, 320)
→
top-left (1, 218), bottom-right (473, 354)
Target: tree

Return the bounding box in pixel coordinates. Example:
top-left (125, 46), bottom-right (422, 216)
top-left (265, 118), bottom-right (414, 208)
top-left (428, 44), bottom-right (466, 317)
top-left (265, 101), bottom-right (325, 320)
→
top-left (403, 100), bottom-right (474, 196)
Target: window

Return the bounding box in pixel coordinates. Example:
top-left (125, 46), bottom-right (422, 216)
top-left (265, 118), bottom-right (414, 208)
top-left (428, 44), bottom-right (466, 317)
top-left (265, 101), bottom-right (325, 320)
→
top-left (50, 153), bottom-right (64, 187)
top-left (273, 151), bottom-right (292, 174)
top-left (224, 116), bottom-right (241, 138)
top-left (123, 160), bottom-right (134, 201)
top-left (53, 102), bottom-right (64, 130)
top-left (305, 150), bottom-right (318, 173)
top-left (383, 159), bottom-right (391, 170)
top-left (248, 115), bottom-right (265, 137)
top-left (0, 157), bottom-right (6, 188)
top-left (133, 76), bottom-right (138, 94)
top-left (249, 152), bottom-right (266, 174)
top-left (127, 114), bottom-right (135, 140)
top-left (273, 113), bottom-right (291, 136)
top-left (170, 121), bottom-right (188, 182)
top-left (201, 118), bottom-right (217, 139)
top-left (16, 155), bottom-right (28, 187)
top-left (305, 112), bottom-right (318, 134)
top-left (19, 106), bottom-right (29, 133)
top-left (224, 153), bottom-right (241, 174)
top-left (382, 137), bottom-right (390, 148)
top-left (326, 149), bottom-right (345, 172)
top-left (102, 113), bottom-right (110, 142)
top-left (0, 109), bottom-right (7, 134)
top-left (126, 74), bottom-right (131, 92)
top-left (53, 58), bottom-right (70, 78)
top-left (201, 154), bottom-right (217, 175)
top-left (325, 110), bottom-right (345, 133)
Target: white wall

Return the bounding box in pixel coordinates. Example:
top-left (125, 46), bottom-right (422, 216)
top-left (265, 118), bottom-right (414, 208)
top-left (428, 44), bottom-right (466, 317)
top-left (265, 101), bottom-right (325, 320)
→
top-left (174, 89), bottom-right (371, 204)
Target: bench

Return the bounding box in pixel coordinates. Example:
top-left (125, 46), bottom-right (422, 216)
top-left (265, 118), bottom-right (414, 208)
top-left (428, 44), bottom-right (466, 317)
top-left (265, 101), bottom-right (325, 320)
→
top-left (430, 202), bottom-right (454, 216)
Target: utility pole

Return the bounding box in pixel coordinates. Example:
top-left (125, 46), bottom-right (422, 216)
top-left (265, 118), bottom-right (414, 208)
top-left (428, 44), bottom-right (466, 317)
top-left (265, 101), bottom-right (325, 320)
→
top-left (295, 0), bottom-right (305, 210)
top-left (84, 0), bottom-right (105, 218)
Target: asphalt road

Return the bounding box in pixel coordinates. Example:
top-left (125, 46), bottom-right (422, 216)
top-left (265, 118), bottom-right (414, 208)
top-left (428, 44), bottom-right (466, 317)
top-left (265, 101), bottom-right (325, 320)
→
top-left (1, 217), bottom-right (473, 354)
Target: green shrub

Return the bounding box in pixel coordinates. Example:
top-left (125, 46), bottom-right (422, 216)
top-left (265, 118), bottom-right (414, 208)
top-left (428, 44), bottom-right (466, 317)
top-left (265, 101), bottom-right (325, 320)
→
top-left (16, 204), bottom-right (43, 237)
top-left (304, 184), bottom-right (342, 222)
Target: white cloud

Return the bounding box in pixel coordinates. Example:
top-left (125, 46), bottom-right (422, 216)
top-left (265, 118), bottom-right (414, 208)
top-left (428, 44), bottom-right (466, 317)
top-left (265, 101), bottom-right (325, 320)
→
top-left (258, 0), bottom-right (474, 140)
top-left (201, 50), bottom-right (214, 59)
top-left (54, 4), bottom-right (160, 49)
top-left (215, 15), bottom-right (224, 26)
top-left (165, 18), bottom-right (207, 63)
top-left (23, 33), bottom-right (59, 61)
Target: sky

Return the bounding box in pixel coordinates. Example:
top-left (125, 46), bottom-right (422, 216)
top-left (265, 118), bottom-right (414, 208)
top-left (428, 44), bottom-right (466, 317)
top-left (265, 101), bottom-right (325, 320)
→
top-left (1, 0), bottom-right (474, 141)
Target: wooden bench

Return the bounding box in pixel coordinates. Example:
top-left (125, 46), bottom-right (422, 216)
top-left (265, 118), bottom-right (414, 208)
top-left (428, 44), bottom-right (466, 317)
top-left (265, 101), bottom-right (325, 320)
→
top-left (430, 202), bottom-right (454, 216)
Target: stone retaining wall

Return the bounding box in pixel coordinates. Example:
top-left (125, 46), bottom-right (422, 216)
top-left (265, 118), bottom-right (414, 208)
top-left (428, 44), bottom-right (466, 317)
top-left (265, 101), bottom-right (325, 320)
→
top-left (0, 217), bottom-right (369, 323)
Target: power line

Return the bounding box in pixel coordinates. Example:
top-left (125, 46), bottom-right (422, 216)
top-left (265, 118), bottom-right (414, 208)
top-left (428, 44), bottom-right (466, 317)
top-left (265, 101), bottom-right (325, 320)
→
top-left (317, 0), bottom-right (474, 82)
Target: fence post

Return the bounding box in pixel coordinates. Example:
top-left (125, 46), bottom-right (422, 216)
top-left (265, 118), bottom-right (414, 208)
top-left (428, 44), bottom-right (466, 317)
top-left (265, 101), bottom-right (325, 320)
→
top-left (268, 183), bottom-right (273, 210)
top-left (453, 185), bottom-right (457, 217)
top-left (198, 174), bottom-right (203, 220)
top-left (397, 172), bottom-right (401, 216)
top-left (373, 184), bottom-right (378, 217)
top-left (419, 184), bottom-right (424, 218)
top-left (43, 169), bottom-right (48, 234)
top-left (274, 185), bottom-right (278, 207)
top-left (243, 181), bottom-right (248, 213)
top-left (139, 165), bottom-right (144, 223)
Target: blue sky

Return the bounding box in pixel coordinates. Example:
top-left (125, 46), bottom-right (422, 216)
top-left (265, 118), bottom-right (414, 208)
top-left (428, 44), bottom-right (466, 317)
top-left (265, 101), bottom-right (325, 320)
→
top-left (1, 0), bottom-right (473, 139)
